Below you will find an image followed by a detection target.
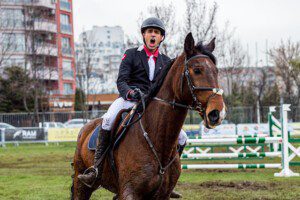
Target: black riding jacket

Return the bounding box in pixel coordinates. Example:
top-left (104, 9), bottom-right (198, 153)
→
top-left (117, 46), bottom-right (170, 100)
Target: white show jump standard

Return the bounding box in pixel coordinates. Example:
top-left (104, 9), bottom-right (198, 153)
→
top-left (181, 152), bottom-right (281, 159)
top-left (187, 137), bottom-right (282, 145)
top-left (181, 163), bottom-right (282, 169)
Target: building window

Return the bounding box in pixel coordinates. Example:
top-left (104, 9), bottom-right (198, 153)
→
top-left (60, 0), bottom-right (71, 12)
top-left (2, 33), bottom-right (25, 52)
top-left (62, 59), bottom-right (74, 80)
top-left (60, 14), bottom-right (72, 34)
top-left (61, 37), bottom-right (72, 56)
top-left (60, 14), bottom-right (70, 25)
top-left (0, 9), bottom-right (24, 29)
top-left (63, 83), bottom-right (73, 95)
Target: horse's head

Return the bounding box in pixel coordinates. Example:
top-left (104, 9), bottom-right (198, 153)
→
top-left (174, 33), bottom-right (226, 128)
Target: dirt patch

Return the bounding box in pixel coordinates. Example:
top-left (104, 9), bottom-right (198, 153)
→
top-left (179, 181), bottom-right (277, 191)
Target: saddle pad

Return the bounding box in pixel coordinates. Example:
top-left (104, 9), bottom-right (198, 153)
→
top-left (88, 125), bottom-right (101, 151)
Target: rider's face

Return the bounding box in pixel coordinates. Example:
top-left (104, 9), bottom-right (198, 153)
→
top-left (143, 28), bottom-right (164, 52)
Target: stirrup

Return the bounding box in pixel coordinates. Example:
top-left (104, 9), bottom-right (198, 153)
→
top-left (83, 166), bottom-right (99, 176)
top-left (80, 166), bottom-right (98, 188)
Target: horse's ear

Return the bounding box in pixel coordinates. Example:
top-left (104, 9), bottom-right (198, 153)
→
top-left (184, 32), bottom-right (195, 57)
top-left (204, 37), bottom-right (216, 52)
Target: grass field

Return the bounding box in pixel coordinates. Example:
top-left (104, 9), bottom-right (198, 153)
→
top-left (0, 143), bottom-right (300, 200)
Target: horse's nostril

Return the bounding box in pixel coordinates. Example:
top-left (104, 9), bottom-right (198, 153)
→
top-left (208, 110), bottom-right (220, 125)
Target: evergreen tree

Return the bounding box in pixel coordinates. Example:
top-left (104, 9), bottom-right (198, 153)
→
top-left (74, 88), bottom-right (86, 111)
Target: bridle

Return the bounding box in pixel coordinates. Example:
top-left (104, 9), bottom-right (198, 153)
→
top-left (154, 54), bottom-right (223, 121)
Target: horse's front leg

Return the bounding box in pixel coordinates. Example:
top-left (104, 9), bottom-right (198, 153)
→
top-left (118, 185), bottom-right (142, 200)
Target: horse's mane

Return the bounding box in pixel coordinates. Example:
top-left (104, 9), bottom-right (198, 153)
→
top-left (141, 42), bottom-right (217, 108)
top-left (195, 42), bottom-right (217, 65)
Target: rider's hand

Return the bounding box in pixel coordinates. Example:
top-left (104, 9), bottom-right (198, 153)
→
top-left (127, 88), bottom-right (142, 101)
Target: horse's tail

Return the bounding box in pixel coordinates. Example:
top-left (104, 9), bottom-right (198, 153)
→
top-left (70, 173), bottom-right (75, 200)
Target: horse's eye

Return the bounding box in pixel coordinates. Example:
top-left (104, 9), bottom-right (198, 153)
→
top-left (193, 68), bottom-right (201, 75)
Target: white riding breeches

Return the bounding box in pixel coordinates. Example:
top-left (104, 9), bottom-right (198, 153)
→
top-left (101, 97), bottom-right (136, 130)
top-left (101, 97), bottom-right (188, 145)
top-left (178, 129), bottom-right (188, 146)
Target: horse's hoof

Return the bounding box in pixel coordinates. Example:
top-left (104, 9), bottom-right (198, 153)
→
top-left (170, 190), bottom-right (182, 198)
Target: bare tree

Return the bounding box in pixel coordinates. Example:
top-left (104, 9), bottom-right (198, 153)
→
top-left (218, 36), bottom-right (248, 95)
top-left (137, 2), bottom-right (179, 57)
top-left (183, 0), bottom-right (218, 42)
top-left (150, 3), bottom-right (177, 57)
top-left (75, 30), bottom-right (98, 115)
top-left (269, 39), bottom-right (300, 111)
top-left (22, 5), bottom-right (57, 123)
top-left (139, 0), bottom-right (247, 98)
top-left (0, 4), bottom-right (18, 68)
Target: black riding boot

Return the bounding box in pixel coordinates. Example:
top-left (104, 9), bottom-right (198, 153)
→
top-left (78, 128), bottom-right (111, 187)
top-left (170, 142), bottom-right (187, 199)
top-left (178, 142), bottom-right (186, 157)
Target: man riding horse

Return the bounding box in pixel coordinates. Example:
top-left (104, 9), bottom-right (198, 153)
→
top-left (78, 17), bottom-right (188, 198)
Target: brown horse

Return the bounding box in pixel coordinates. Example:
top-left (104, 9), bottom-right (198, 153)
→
top-left (71, 33), bottom-right (226, 200)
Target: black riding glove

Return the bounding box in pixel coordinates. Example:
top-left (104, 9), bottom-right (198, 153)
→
top-left (127, 88), bottom-right (142, 101)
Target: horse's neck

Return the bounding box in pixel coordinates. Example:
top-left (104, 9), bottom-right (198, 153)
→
top-left (143, 66), bottom-right (187, 163)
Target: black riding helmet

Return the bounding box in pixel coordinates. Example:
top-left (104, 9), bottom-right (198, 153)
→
top-left (141, 17), bottom-right (166, 37)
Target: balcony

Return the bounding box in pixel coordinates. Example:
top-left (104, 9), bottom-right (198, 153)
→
top-left (36, 68), bottom-right (58, 80)
top-left (32, 0), bottom-right (56, 9)
top-left (62, 89), bottom-right (74, 95)
top-left (61, 24), bottom-right (72, 35)
top-left (27, 43), bottom-right (58, 56)
top-left (34, 20), bottom-right (57, 33)
top-left (1, 0), bottom-right (56, 10)
top-left (49, 89), bottom-right (60, 95)
top-left (60, 1), bottom-right (71, 12)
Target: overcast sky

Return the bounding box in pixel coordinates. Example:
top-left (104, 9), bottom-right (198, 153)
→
top-left (73, 0), bottom-right (300, 66)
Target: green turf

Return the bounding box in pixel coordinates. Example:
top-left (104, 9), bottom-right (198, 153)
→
top-left (0, 143), bottom-right (299, 200)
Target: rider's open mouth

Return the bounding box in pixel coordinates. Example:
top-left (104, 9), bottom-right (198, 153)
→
top-left (150, 38), bottom-right (156, 44)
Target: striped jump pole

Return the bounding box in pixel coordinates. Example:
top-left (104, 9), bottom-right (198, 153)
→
top-left (189, 134), bottom-right (270, 139)
top-left (187, 137), bottom-right (282, 145)
top-left (181, 163), bottom-right (282, 169)
top-left (181, 152), bottom-right (281, 159)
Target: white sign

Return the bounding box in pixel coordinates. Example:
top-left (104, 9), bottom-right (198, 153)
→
top-left (237, 123), bottom-right (269, 135)
top-left (201, 124), bottom-right (236, 136)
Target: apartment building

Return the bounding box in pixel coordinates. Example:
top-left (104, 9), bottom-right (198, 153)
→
top-left (0, 0), bottom-right (76, 111)
top-left (76, 25), bottom-right (124, 94)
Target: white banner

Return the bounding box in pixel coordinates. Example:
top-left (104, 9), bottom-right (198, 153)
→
top-left (237, 123), bottom-right (269, 135)
top-left (201, 124), bottom-right (236, 136)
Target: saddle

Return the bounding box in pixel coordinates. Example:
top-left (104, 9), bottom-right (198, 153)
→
top-left (88, 107), bottom-right (135, 151)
